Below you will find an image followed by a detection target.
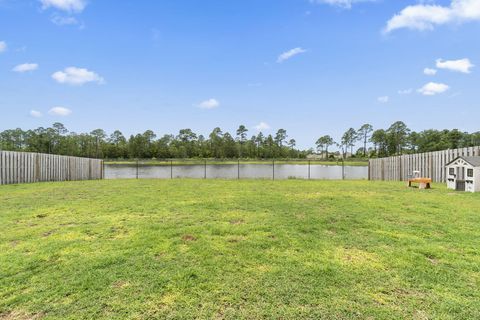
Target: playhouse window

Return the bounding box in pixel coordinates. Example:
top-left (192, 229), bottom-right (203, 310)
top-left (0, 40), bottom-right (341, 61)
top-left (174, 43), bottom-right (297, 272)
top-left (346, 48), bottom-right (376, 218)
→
top-left (467, 169), bottom-right (474, 178)
top-left (449, 168), bottom-right (455, 176)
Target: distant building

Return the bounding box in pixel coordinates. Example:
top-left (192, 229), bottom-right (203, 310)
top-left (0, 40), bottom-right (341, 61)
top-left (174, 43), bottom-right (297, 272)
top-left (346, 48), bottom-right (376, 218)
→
top-left (307, 151), bottom-right (349, 160)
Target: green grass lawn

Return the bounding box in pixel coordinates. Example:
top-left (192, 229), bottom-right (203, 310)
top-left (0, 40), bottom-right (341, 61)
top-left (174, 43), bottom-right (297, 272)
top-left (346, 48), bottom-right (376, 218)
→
top-left (1, 180), bottom-right (479, 319)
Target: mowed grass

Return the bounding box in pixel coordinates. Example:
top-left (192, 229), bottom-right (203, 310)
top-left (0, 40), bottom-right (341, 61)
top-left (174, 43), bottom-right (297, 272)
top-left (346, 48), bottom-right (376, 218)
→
top-left (1, 180), bottom-right (479, 319)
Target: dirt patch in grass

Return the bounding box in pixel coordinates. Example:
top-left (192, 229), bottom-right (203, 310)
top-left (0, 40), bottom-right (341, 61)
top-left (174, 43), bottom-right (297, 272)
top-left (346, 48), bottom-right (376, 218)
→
top-left (426, 256), bottom-right (439, 265)
top-left (227, 236), bottom-right (246, 243)
top-left (0, 310), bottom-right (43, 320)
top-left (42, 230), bottom-right (55, 237)
top-left (182, 234), bottom-right (197, 242)
top-left (229, 219), bottom-right (244, 225)
top-left (335, 247), bottom-right (384, 270)
top-left (154, 252), bottom-right (165, 260)
top-left (112, 280), bottom-right (130, 289)
top-left (9, 240), bottom-right (20, 247)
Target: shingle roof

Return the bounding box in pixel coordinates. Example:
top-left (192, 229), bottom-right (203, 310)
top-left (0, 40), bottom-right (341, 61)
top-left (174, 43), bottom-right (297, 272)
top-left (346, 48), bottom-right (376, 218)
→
top-left (446, 156), bottom-right (480, 167)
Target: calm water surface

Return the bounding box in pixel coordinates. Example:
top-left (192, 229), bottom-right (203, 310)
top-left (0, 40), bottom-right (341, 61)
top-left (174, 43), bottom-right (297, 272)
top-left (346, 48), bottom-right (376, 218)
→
top-left (105, 164), bottom-right (368, 180)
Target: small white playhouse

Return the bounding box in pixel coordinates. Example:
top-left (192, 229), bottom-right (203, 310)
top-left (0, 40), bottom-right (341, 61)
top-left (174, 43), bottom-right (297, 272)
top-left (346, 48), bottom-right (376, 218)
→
top-left (445, 156), bottom-right (480, 192)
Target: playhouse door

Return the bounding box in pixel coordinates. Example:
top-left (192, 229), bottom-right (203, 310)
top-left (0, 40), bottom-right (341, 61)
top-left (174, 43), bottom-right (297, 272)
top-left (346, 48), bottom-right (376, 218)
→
top-left (456, 167), bottom-right (466, 191)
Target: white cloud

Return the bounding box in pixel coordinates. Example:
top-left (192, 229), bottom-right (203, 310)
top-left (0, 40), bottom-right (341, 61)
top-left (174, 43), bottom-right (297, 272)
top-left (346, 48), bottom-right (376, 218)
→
top-left (377, 96), bottom-right (389, 103)
top-left (0, 41), bottom-right (6, 53)
top-left (424, 68), bottom-right (437, 75)
top-left (418, 82), bottom-right (450, 96)
top-left (309, 0), bottom-right (374, 9)
top-left (52, 67), bottom-right (104, 86)
top-left (40, 0), bottom-right (87, 13)
top-left (385, 0), bottom-right (480, 33)
top-left (51, 15), bottom-right (79, 25)
top-left (436, 58), bottom-right (474, 73)
top-left (398, 88), bottom-right (413, 95)
top-left (197, 98), bottom-right (220, 109)
top-left (13, 63), bottom-right (39, 73)
top-left (277, 47), bottom-right (307, 63)
top-left (254, 122), bottom-right (271, 131)
top-left (49, 107), bottom-right (72, 116)
top-left (30, 110), bottom-right (43, 118)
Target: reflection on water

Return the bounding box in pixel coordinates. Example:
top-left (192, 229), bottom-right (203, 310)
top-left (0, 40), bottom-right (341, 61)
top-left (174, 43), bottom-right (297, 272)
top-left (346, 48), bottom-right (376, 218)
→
top-left (105, 164), bottom-right (368, 180)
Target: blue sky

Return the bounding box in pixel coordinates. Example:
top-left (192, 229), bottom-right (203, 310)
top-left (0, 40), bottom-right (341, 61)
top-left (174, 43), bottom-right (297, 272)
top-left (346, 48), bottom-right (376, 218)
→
top-left (1, 0), bottom-right (479, 148)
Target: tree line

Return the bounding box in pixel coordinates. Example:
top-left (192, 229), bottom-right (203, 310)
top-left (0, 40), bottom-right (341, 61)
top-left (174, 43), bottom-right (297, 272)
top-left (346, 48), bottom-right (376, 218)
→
top-left (316, 121), bottom-right (480, 159)
top-left (1, 121), bottom-right (479, 160)
top-left (0, 123), bottom-right (303, 159)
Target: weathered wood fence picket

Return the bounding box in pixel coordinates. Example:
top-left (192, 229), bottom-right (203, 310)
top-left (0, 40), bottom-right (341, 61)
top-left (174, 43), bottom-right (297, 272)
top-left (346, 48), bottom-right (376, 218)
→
top-left (368, 146), bottom-right (480, 183)
top-left (0, 151), bottom-right (104, 185)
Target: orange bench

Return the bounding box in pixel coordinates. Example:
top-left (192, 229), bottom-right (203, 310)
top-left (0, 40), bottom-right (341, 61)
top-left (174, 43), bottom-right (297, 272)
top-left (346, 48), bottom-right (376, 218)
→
top-left (407, 178), bottom-right (432, 189)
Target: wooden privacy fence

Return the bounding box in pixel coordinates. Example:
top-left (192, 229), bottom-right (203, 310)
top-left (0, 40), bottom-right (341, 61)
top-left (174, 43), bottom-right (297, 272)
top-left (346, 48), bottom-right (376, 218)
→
top-left (369, 146), bottom-right (480, 183)
top-left (0, 151), bottom-right (104, 185)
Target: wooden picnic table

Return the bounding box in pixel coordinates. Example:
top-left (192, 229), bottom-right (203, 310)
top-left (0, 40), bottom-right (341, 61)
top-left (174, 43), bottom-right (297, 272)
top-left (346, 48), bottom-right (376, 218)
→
top-left (407, 178), bottom-right (432, 189)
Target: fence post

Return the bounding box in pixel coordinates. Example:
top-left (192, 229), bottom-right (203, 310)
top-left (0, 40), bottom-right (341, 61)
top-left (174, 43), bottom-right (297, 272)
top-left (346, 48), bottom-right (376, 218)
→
top-left (368, 160), bottom-right (371, 181)
top-left (238, 159), bottom-right (240, 180)
top-left (88, 159), bottom-right (92, 180)
top-left (35, 153), bottom-right (40, 182)
top-left (342, 158), bottom-right (345, 180)
top-left (308, 160), bottom-right (311, 180)
top-left (136, 160), bottom-right (139, 179)
top-left (204, 159), bottom-right (207, 179)
top-left (273, 159), bottom-right (275, 181)
top-left (170, 160), bottom-right (173, 179)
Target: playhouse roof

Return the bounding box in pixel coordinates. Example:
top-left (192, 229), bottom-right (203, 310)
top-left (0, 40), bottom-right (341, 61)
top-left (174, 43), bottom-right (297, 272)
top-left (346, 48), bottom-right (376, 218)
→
top-left (446, 156), bottom-right (480, 167)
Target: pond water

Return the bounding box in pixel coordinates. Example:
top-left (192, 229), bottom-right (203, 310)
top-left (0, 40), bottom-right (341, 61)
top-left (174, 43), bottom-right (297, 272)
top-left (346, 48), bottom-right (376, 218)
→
top-left (105, 164), bottom-right (368, 180)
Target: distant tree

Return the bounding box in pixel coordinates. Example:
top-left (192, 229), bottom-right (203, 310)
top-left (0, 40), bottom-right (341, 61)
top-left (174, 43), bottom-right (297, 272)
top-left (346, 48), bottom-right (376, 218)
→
top-left (107, 130), bottom-right (127, 158)
top-left (336, 141), bottom-right (346, 160)
top-left (315, 138), bottom-right (324, 155)
top-left (236, 125), bottom-right (248, 158)
top-left (408, 131), bottom-right (420, 153)
top-left (90, 129), bottom-right (107, 158)
top-left (236, 125), bottom-right (248, 142)
top-left (357, 124), bottom-right (373, 157)
top-left (386, 121), bottom-right (410, 155)
top-left (370, 129), bottom-right (387, 157)
top-left (341, 128), bottom-right (357, 157)
top-left (447, 129), bottom-right (464, 149)
top-left (288, 139), bottom-right (296, 157)
top-left (209, 127), bottom-right (224, 158)
top-left (157, 134), bottom-right (174, 158)
top-left (143, 130), bottom-right (157, 158)
top-left (255, 132), bottom-right (265, 158)
top-left (223, 132), bottom-right (236, 158)
top-left (110, 130), bottom-right (126, 146)
top-left (52, 122), bottom-right (68, 136)
top-left (274, 129), bottom-right (287, 147)
top-left (469, 132), bottom-right (480, 147)
top-left (265, 134), bottom-right (275, 158)
top-left (177, 129), bottom-right (197, 158)
top-left (317, 135), bottom-right (334, 159)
